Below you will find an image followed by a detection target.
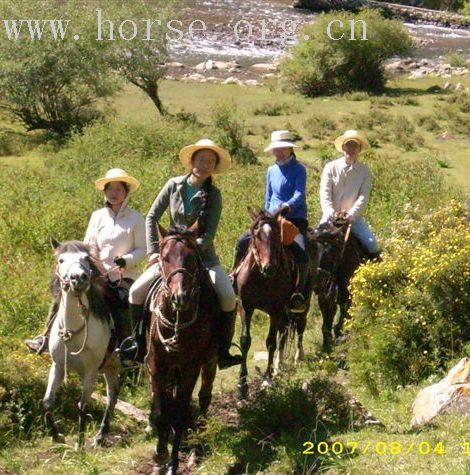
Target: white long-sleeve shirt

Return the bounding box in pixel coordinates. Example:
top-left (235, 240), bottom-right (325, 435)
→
top-left (84, 195), bottom-right (146, 282)
top-left (319, 156), bottom-right (372, 223)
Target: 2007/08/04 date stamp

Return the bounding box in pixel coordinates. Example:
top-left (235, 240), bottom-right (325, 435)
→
top-left (302, 441), bottom-right (470, 456)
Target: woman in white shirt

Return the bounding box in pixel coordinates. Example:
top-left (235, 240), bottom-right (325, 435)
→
top-left (25, 168), bottom-right (146, 354)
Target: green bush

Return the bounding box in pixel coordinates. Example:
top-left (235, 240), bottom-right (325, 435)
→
top-left (211, 102), bottom-right (258, 164)
top-left (347, 201), bottom-right (470, 396)
top-left (279, 9), bottom-right (412, 96)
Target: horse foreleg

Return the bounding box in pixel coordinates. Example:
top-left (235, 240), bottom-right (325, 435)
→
top-left (151, 373), bottom-right (171, 470)
top-left (168, 371), bottom-right (199, 475)
top-left (319, 296), bottom-right (336, 353)
top-left (263, 316), bottom-right (279, 385)
top-left (198, 357), bottom-right (218, 418)
top-left (295, 312), bottom-right (307, 364)
top-left (238, 304), bottom-right (253, 400)
top-left (274, 313), bottom-right (289, 376)
top-left (77, 369), bottom-right (98, 449)
top-left (43, 362), bottom-right (65, 444)
top-left (334, 284), bottom-right (351, 341)
top-left (94, 361), bottom-right (120, 446)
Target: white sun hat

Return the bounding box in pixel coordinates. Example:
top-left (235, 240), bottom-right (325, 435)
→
top-left (264, 130), bottom-right (298, 152)
top-left (334, 129), bottom-right (369, 153)
top-left (95, 168), bottom-right (140, 192)
top-left (179, 139), bottom-right (232, 175)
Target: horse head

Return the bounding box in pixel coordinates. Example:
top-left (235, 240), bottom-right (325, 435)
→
top-left (51, 237), bottom-right (98, 294)
top-left (312, 219), bottom-right (349, 294)
top-left (247, 207), bottom-right (283, 278)
top-left (157, 222), bottom-right (202, 312)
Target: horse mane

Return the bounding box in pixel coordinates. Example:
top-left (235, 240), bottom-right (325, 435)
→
top-left (250, 209), bottom-right (279, 232)
top-left (166, 225), bottom-right (197, 240)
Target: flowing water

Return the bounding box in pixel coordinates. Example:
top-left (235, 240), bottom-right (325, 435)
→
top-left (170, 0), bottom-right (470, 64)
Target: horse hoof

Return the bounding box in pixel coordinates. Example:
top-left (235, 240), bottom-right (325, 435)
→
top-left (261, 377), bottom-right (273, 388)
top-left (295, 350), bottom-right (305, 364)
top-left (237, 384), bottom-right (248, 401)
top-left (92, 433), bottom-right (106, 448)
top-left (152, 464), bottom-right (168, 475)
top-left (52, 433), bottom-right (66, 445)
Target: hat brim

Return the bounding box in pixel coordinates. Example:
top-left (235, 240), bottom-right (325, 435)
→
top-left (179, 144), bottom-right (231, 175)
top-left (95, 176), bottom-right (140, 192)
top-left (334, 136), bottom-right (369, 153)
top-left (264, 141), bottom-right (298, 152)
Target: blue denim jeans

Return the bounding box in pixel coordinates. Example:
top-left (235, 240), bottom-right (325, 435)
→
top-left (351, 217), bottom-right (380, 253)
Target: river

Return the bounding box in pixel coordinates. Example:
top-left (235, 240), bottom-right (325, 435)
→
top-left (169, 0), bottom-right (470, 64)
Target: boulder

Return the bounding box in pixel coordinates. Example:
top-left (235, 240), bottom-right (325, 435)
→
top-left (223, 77), bottom-right (243, 85)
top-left (165, 62), bottom-right (185, 68)
top-left (245, 79), bottom-right (262, 87)
top-left (250, 63), bottom-right (278, 72)
top-left (411, 357), bottom-right (470, 428)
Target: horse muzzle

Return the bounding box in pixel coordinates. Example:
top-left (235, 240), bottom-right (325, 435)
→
top-left (67, 273), bottom-right (90, 292)
top-left (260, 264), bottom-right (277, 278)
top-left (171, 291), bottom-right (191, 312)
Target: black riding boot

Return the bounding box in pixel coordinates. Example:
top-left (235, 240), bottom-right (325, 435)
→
top-left (217, 309), bottom-right (243, 369)
top-left (290, 262), bottom-right (310, 313)
top-left (119, 304), bottom-right (146, 364)
top-left (25, 300), bottom-right (59, 355)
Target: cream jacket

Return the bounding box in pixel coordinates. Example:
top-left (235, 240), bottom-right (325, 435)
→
top-left (319, 156), bottom-right (372, 222)
top-left (84, 195), bottom-right (146, 282)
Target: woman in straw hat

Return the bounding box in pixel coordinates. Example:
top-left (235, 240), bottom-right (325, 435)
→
top-left (25, 168), bottom-right (146, 355)
top-left (231, 130), bottom-right (310, 313)
top-left (124, 139), bottom-right (242, 369)
top-left (319, 129), bottom-right (380, 257)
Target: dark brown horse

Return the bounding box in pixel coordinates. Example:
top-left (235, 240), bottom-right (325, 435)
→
top-left (312, 217), bottom-right (366, 351)
top-left (235, 208), bottom-right (317, 400)
top-left (146, 224), bottom-right (219, 475)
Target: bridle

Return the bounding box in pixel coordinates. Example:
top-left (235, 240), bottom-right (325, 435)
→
top-left (152, 234), bottom-right (203, 353)
top-left (249, 218), bottom-right (285, 272)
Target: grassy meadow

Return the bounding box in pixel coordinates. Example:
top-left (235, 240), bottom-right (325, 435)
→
top-left (0, 73), bottom-right (469, 474)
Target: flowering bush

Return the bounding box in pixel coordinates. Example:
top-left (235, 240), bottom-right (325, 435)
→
top-left (347, 200), bottom-right (470, 396)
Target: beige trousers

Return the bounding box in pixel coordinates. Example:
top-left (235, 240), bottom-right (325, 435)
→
top-left (129, 263), bottom-right (236, 312)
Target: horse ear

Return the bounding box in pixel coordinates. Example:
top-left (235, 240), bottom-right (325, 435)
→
top-left (50, 236), bottom-right (61, 250)
top-left (157, 223), bottom-right (167, 241)
top-left (247, 206), bottom-right (258, 222)
top-left (188, 219), bottom-right (199, 237)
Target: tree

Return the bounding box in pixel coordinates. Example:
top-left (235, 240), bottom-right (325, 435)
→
top-left (106, 0), bottom-right (178, 116)
top-left (280, 9), bottom-right (412, 96)
top-left (0, 1), bottom-right (118, 136)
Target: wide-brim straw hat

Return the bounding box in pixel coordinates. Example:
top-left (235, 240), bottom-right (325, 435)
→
top-left (179, 139), bottom-right (231, 174)
top-left (334, 130), bottom-right (369, 153)
top-left (264, 130), bottom-right (298, 152)
top-left (95, 168), bottom-right (140, 192)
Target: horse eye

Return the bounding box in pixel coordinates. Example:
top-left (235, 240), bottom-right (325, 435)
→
top-left (58, 258), bottom-right (64, 264)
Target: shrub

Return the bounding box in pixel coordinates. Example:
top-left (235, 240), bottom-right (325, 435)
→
top-left (303, 114), bottom-right (338, 140)
top-left (279, 9), bottom-right (412, 96)
top-left (253, 102), bottom-right (301, 116)
top-left (211, 102), bottom-right (258, 165)
top-left (347, 201), bottom-right (470, 396)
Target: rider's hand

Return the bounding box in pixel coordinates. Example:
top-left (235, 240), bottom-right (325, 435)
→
top-left (113, 256), bottom-right (127, 268)
top-left (279, 203), bottom-right (291, 216)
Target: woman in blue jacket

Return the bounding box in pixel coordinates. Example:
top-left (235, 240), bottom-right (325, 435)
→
top-left (231, 130), bottom-right (309, 312)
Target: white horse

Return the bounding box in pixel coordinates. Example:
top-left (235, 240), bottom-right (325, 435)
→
top-left (43, 238), bottom-right (120, 448)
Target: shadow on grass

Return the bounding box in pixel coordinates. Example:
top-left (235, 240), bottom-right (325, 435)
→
top-left (202, 374), bottom-right (363, 474)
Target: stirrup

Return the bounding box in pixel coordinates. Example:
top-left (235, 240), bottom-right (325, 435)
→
top-left (118, 336), bottom-right (140, 363)
top-left (290, 293), bottom-right (307, 314)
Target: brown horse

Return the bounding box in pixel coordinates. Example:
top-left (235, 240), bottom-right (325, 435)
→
top-left (235, 208), bottom-right (316, 400)
top-left (312, 217), bottom-right (366, 351)
top-left (145, 224), bottom-right (219, 475)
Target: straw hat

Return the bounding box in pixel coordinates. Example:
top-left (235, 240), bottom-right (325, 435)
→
top-left (264, 130), bottom-right (298, 152)
top-left (179, 139), bottom-right (231, 174)
top-left (334, 130), bottom-right (369, 153)
top-left (95, 168), bottom-right (140, 192)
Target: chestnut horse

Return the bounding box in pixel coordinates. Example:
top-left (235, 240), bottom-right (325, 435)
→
top-left (235, 208), bottom-right (317, 400)
top-left (146, 224), bottom-right (219, 475)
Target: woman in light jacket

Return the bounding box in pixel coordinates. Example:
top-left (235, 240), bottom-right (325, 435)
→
top-left (123, 139), bottom-right (242, 370)
top-left (25, 168), bottom-right (146, 354)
